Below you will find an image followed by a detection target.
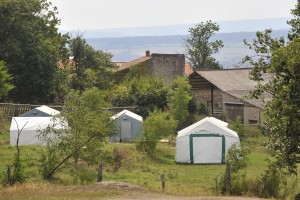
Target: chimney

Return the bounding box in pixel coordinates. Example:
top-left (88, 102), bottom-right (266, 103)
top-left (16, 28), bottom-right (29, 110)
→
top-left (145, 50), bottom-right (150, 57)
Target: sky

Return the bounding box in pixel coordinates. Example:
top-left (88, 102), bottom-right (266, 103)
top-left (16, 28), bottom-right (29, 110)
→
top-left (51, 0), bottom-right (297, 30)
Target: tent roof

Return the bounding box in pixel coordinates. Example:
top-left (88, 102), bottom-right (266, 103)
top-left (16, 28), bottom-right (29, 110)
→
top-left (10, 117), bottom-right (62, 131)
top-left (111, 109), bottom-right (143, 122)
top-left (177, 117), bottom-right (238, 138)
top-left (35, 105), bottom-right (60, 116)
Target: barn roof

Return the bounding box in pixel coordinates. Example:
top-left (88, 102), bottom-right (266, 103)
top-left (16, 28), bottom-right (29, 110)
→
top-left (190, 68), bottom-right (272, 109)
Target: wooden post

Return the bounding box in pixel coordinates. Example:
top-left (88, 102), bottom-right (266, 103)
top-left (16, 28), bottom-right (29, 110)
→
top-left (7, 165), bottom-right (11, 185)
top-left (160, 174), bottom-right (165, 192)
top-left (97, 161), bottom-right (103, 182)
top-left (215, 176), bottom-right (218, 195)
top-left (225, 162), bottom-right (231, 195)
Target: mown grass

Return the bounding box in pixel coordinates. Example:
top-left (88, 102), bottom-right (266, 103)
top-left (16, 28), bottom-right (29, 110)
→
top-left (0, 120), bottom-right (299, 199)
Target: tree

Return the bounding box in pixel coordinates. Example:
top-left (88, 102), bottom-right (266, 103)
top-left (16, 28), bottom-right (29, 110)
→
top-left (0, 0), bottom-right (68, 103)
top-left (185, 20), bottom-right (223, 70)
top-left (243, 1), bottom-right (300, 174)
top-left (0, 61), bottom-right (14, 98)
top-left (68, 36), bottom-right (115, 91)
top-left (136, 108), bottom-right (177, 156)
top-left (168, 76), bottom-right (192, 129)
top-left (109, 75), bottom-right (169, 118)
top-left (39, 87), bottom-right (114, 179)
top-left (288, 0), bottom-right (300, 40)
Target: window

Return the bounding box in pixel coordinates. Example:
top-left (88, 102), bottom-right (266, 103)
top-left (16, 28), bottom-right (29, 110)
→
top-left (224, 102), bottom-right (244, 123)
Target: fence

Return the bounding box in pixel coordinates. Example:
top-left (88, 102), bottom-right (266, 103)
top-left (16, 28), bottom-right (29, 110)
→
top-left (0, 103), bottom-right (62, 119)
top-left (0, 103), bottom-right (140, 119)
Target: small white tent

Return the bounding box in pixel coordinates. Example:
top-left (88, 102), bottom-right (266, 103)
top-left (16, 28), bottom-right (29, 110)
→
top-left (110, 110), bottom-right (143, 142)
top-left (176, 117), bottom-right (240, 164)
top-left (21, 105), bottom-right (60, 117)
top-left (10, 117), bottom-right (62, 146)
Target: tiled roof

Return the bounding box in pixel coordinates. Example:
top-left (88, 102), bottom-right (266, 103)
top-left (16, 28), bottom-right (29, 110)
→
top-left (185, 63), bottom-right (193, 76)
top-left (114, 56), bottom-right (151, 72)
top-left (194, 68), bottom-right (272, 109)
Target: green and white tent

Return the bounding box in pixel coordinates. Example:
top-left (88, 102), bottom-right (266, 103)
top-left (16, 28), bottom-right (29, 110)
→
top-left (175, 117), bottom-right (240, 164)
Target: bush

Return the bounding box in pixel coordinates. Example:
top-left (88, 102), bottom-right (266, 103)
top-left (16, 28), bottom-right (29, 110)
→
top-left (112, 146), bottom-right (129, 173)
top-left (135, 108), bottom-right (177, 156)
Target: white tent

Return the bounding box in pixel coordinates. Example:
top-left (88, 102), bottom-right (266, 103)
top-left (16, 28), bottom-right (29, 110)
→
top-left (10, 117), bottom-right (63, 146)
top-left (21, 105), bottom-right (60, 117)
top-left (110, 110), bottom-right (143, 142)
top-left (175, 117), bottom-right (240, 164)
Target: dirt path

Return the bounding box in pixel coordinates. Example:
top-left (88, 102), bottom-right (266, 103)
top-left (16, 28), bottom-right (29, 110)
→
top-left (0, 182), bottom-right (267, 200)
top-left (96, 182), bottom-right (266, 200)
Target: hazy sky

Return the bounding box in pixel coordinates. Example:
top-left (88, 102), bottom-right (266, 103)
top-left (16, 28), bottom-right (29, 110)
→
top-left (51, 0), bottom-right (297, 30)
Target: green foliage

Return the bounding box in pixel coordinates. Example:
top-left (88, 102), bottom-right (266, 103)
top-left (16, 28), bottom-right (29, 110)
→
top-left (71, 164), bottom-right (95, 185)
top-left (220, 144), bottom-right (250, 195)
top-left (229, 116), bottom-right (246, 139)
top-left (226, 144), bottom-right (250, 174)
top-left (243, 1), bottom-right (300, 174)
top-left (51, 67), bottom-right (72, 101)
top-left (68, 36), bottom-right (115, 91)
top-left (0, 61), bottom-right (14, 98)
top-left (288, 0), bottom-right (300, 40)
top-left (0, 0), bottom-right (68, 103)
top-left (259, 166), bottom-right (282, 198)
top-left (185, 20), bottom-right (223, 70)
top-left (39, 87), bottom-right (113, 179)
top-left (136, 109), bottom-right (177, 156)
top-left (10, 154), bottom-right (27, 184)
top-left (109, 75), bottom-right (169, 118)
top-left (168, 76), bottom-right (192, 129)
top-left (244, 31), bottom-right (300, 174)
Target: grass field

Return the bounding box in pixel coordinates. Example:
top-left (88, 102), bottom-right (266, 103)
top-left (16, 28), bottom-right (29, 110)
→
top-left (0, 120), bottom-right (299, 199)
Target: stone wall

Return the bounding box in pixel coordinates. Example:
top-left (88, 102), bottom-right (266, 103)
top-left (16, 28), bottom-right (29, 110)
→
top-left (192, 87), bottom-right (223, 113)
top-left (150, 53), bottom-right (185, 83)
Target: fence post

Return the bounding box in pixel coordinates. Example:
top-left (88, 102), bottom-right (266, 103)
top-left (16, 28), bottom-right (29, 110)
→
top-left (97, 161), bottom-right (103, 182)
top-left (215, 176), bottom-right (218, 195)
top-left (7, 165), bottom-right (11, 185)
top-left (160, 174), bottom-right (165, 192)
top-left (225, 161), bottom-right (231, 195)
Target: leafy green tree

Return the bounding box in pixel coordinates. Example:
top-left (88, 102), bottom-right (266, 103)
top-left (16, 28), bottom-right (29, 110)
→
top-left (243, 1), bottom-right (300, 174)
top-left (0, 61), bottom-right (14, 98)
top-left (136, 108), bottom-right (177, 156)
top-left (288, 0), bottom-right (300, 40)
top-left (109, 75), bottom-right (169, 118)
top-left (0, 0), bottom-right (68, 103)
top-left (168, 76), bottom-right (192, 129)
top-left (185, 20), bottom-right (223, 70)
top-left (68, 36), bottom-right (115, 91)
top-left (39, 87), bottom-right (114, 179)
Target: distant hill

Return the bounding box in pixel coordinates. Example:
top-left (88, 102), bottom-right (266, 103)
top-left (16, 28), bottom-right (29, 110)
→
top-left (61, 17), bottom-right (290, 38)
top-left (86, 30), bottom-right (288, 68)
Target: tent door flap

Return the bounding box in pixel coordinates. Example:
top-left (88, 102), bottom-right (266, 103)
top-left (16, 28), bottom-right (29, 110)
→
top-left (189, 134), bottom-right (225, 164)
top-left (121, 121), bottom-right (132, 139)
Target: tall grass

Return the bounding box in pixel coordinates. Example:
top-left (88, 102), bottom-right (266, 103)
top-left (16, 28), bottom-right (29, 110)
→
top-left (0, 115), bottom-right (299, 198)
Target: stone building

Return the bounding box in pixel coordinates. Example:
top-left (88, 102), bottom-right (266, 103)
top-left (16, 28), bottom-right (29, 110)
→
top-left (114, 51), bottom-right (185, 82)
top-left (189, 68), bottom-right (271, 125)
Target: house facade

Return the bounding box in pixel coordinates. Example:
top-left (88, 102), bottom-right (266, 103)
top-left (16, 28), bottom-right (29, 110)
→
top-left (114, 51), bottom-right (185, 82)
top-left (189, 68), bottom-right (270, 125)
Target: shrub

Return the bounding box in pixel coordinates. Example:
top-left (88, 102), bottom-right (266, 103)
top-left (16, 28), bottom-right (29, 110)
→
top-left (112, 146), bottom-right (129, 173)
top-left (135, 108), bottom-right (177, 156)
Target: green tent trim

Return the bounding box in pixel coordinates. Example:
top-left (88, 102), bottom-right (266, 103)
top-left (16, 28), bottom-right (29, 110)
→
top-left (189, 134), bottom-right (225, 164)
